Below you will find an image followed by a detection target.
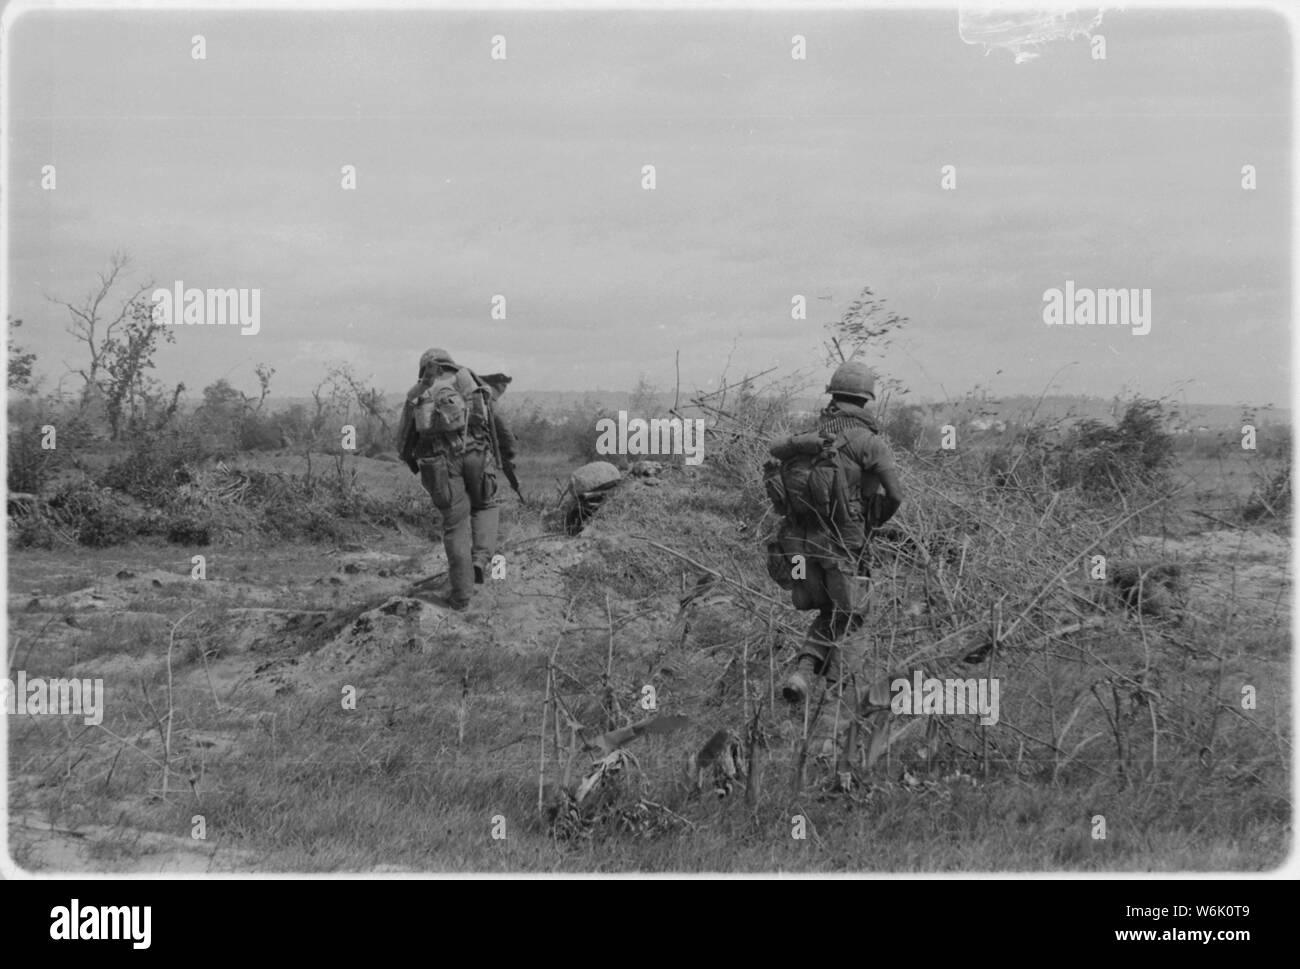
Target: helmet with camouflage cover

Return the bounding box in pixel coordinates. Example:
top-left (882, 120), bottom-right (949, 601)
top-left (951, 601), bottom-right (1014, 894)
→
top-left (418, 347), bottom-right (457, 378)
top-left (826, 360), bottom-right (876, 402)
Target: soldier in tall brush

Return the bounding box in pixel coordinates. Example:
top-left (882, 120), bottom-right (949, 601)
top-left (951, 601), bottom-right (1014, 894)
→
top-left (397, 348), bottom-right (514, 610)
top-left (763, 360), bottom-right (904, 705)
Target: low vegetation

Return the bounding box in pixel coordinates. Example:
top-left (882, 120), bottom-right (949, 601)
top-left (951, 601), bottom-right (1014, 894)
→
top-left (7, 367), bottom-right (1291, 872)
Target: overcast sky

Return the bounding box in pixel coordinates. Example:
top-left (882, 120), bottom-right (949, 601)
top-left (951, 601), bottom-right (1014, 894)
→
top-left (3, 6), bottom-right (1291, 407)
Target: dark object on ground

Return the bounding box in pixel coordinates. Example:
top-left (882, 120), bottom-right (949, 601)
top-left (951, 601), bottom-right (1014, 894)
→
top-left (564, 487), bottom-right (619, 536)
top-left (1108, 560), bottom-right (1186, 618)
top-left (563, 461), bottom-right (623, 535)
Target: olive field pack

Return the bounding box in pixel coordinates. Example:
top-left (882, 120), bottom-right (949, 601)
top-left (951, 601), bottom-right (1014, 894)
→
top-left (763, 431), bottom-right (854, 525)
top-left (413, 370), bottom-right (471, 441)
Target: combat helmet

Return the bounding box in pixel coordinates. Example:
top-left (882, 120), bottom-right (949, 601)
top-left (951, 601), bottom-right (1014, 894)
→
top-left (418, 347), bottom-right (457, 378)
top-left (826, 360), bottom-right (877, 402)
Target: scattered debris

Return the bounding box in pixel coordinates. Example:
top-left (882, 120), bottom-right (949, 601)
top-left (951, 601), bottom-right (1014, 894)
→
top-left (580, 713), bottom-right (689, 755)
top-left (686, 729), bottom-right (745, 797)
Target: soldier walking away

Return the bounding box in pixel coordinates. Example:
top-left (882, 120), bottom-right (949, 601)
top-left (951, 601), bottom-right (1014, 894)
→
top-left (763, 360), bottom-right (904, 705)
top-left (478, 373), bottom-right (525, 504)
top-left (397, 348), bottom-right (510, 610)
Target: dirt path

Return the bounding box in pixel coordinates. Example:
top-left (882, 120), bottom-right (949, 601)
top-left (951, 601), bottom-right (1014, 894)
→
top-left (6, 522), bottom-right (597, 873)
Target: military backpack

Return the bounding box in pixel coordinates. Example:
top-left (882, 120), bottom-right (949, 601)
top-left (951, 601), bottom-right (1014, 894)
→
top-left (412, 370), bottom-right (471, 442)
top-left (763, 431), bottom-right (855, 526)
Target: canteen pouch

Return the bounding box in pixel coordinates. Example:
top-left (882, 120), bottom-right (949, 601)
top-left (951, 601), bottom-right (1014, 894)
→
top-left (476, 461), bottom-right (498, 507)
top-left (419, 454), bottom-right (454, 510)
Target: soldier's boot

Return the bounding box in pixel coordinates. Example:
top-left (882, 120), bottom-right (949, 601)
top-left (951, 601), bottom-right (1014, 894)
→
top-left (783, 610), bottom-right (836, 706)
top-left (782, 654), bottom-right (820, 706)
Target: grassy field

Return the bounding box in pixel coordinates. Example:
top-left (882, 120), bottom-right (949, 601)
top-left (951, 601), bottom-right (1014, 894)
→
top-left (5, 444), bottom-right (1292, 873)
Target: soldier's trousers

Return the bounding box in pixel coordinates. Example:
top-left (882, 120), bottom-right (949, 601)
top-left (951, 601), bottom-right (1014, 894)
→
top-left (419, 447), bottom-right (500, 608)
top-left (778, 523), bottom-right (871, 682)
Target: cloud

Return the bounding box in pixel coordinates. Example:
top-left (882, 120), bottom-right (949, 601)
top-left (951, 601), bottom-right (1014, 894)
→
top-left (4, 8), bottom-right (1289, 406)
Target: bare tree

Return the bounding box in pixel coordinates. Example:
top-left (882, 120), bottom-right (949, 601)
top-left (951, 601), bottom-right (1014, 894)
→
top-left (250, 363), bottom-right (275, 413)
top-left (329, 363), bottom-right (392, 437)
top-left (310, 370), bottom-right (348, 440)
top-left (47, 251), bottom-right (157, 406)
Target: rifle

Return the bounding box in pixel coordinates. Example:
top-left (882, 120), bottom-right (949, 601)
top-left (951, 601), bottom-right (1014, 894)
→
top-left (500, 454), bottom-right (526, 505)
